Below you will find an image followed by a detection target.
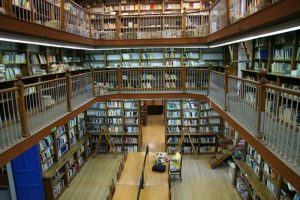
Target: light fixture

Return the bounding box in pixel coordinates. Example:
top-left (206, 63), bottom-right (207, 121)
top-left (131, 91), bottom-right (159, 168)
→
top-left (209, 16), bottom-right (300, 48)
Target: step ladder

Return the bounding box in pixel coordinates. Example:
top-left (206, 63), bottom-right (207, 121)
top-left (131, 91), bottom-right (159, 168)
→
top-left (93, 126), bottom-right (117, 158)
top-left (176, 128), bottom-right (197, 158)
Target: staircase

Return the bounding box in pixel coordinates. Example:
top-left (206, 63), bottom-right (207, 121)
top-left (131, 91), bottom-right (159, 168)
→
top-left (209, 135), bottom-right (244, 169)
top-left (209, 149), bottom-right (234, 169)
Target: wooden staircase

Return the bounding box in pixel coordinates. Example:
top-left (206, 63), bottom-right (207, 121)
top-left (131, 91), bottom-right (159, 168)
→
top-left (209, 136), bottom-right (243, 169)
top-left (209, 149), bottom-right (234, 169)
top-left (93, 126), bottom-right (117, 158)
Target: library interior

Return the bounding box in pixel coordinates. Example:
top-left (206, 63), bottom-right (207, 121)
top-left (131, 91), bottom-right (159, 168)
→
top-left (0, 0), bottom-right (300, 199)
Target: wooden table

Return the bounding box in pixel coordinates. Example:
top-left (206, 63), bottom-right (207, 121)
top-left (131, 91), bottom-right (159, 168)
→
top-left (113, 152), bottom-right (169, 200)
top-left (117, 152), bottom-right (145, 186)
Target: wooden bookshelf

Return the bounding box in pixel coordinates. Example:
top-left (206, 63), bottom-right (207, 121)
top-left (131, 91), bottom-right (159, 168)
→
top-left (39, 112), bottom-right (91, 200)
top-left (165, 99), bottom-right (220, 154)
top-left (86, 100), bottom-right (142, 153)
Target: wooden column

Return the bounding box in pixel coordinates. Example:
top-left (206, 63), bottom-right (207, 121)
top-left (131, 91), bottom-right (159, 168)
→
top-left (117, 66), bottom-right (122, 93)
top-left (224, 65), bottom-right (230, 111)
top-left (182, 64), bottom-right (187, 93)
top-left (65, 69), bottom-right (72, 112)
top-left (60, 0), bottom-right (65, 31)
top-left (15, 75), bottom-right (29, 138)
top-left (181, 8), bottom-right (186, 38)
top-left (115, 10), bottom-right (121, 40)
top-left (226, 0), bottom-right (231, 26)
top-left (3, 0), bottom-right (14, 17)
top-left (88, 12), bottom-right (92, 39)
top-left (90, 67), bottom-right (95, 97)
top-left (256, 68), bottom-right (268, 139)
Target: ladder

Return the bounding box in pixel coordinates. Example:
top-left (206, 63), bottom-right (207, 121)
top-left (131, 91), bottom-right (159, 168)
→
top-left (176, 127), bottom-right (197, 157)
top-left (93, 126), bottom-right (117, 158)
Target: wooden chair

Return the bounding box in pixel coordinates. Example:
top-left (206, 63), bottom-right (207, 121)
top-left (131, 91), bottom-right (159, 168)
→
top-left (117, 167), bottom-right (121, 180)
top-left (110, 178), bottom-right (115, 195)
top-left (120, 159), bottom-right (124, 171)
top-left (169, 155), bottom-right (183, 181)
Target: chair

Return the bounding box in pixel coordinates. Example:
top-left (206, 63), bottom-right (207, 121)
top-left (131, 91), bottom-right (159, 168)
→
top-left (169, 154), bottom-right (183, 181)
top-left (110, 178), bottom-right (115, 196)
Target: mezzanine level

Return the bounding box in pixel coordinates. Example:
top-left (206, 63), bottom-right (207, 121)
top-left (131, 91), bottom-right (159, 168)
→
top-left (0, 66), bottom-right (299, 191)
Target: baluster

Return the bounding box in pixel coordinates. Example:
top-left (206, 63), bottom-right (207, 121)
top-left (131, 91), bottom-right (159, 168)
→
top-left (15, 75), bottom-right (29, 138)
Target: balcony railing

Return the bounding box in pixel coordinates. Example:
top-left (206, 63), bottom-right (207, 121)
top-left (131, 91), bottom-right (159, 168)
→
top-left (0, 0), bottom-right (281, 40)
top-left (0, 65), bottom-right (299, 176)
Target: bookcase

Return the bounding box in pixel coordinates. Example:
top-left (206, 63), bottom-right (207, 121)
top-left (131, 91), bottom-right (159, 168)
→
top-left (231, 142), bottom-right (292, 200)
top-left (39, 112), bottom-right (91, 200)
top-left (140, 101), bottom-right (148, 126)
top-left (83, 47), bottom-right (224, 69)
top-left (243, 30), bottom-right (300, 89)
top-left (87, 100), bottom-right (142, 153)
top-left (165, 99), bottom-right (220, 154)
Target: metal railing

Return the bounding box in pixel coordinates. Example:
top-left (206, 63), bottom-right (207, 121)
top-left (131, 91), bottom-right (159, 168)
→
top-left (64, 0), bottom-right (89, 37)
top-left (24, 78), bottom-right (67, 133)
top-left (226, 76), bottom-right (259, 134)
top-left (263, 85), bottom-right (300, 167)
top-left (186, 11), bottom-right (209, 37)
top-left (0, 87), bottom-right (21, 150)
top-left (210, 0), bottom-right (227, 34)
top-left (71, 72), bottom-right (93, 108)
top-left (3, 0), bottom-right (280, 39)
top-left (209, 70), bottom-right (225, 108)
top-left (229, 0), bottom-right (274, 24)
top-left (186, 68), bottom-right (208, 94)
top-left (13, 0), bottom-right (61, 30)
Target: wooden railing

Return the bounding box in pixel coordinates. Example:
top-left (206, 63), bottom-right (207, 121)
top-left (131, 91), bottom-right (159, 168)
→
top-left (0, 0), bottom-right (281, 40)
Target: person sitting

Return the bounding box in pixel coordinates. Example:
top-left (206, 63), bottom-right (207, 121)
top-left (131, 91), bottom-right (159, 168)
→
top-left (169, 151), bottom-right (181, 172)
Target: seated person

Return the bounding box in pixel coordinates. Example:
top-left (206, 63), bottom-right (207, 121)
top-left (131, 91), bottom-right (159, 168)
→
top-left (169, 151), bottom-right (181, 172)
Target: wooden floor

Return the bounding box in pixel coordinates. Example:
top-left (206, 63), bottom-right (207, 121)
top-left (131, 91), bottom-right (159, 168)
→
top-left (59, 114), bottom-right (240, 200)
top-left (141, 114), bottom-right (165, 152)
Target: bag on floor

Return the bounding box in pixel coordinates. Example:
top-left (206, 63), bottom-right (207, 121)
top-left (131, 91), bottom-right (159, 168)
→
top-left (152, 164), bottom-right (166, 172)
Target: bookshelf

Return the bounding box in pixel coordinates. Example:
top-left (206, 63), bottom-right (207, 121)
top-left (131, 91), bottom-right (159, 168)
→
top-left (87, 100), bottom-right (142, 153)
top-left (243, 30), bottom-right (300, 89)
top-left (121, 49), bottom-right (140, 68)
top-left (106, 50), bottom-right (121, 68)
top-left (83, 51), bottom-right (106, 69)
top-left (141, 101), bottom-right (148, 126)
top-left (39, 113), bottom-right (91, 200)
top-left (231, 142), bottom-right (286, 200)
top-left (165, 99), bottom-right (220, 154)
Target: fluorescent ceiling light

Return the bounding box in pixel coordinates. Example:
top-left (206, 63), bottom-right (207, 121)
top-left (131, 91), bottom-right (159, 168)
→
top-left (0, 37), bottom-right (95, 50)
top-left (210, 26), bottom-right (300, 48)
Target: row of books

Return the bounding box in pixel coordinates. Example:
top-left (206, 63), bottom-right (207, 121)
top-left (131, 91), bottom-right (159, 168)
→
top-left (41, 157), bottom-right (54, 173)
top-left (2, 52), bottom-right (26, 64)
top-left (40, 146), bottom-right (54, 163)
top-left (30, 54), bottom-right (47, 65)
top-left (108, 118), bottom-right (122, 124)
top-left (199, 146), bottom-right (215, 153)
top-left (255, 48), bottom-right (269, 60)
top-left (167, 119), bottom-right (181, 125)
top-left (124, 111), bottom-right (138, 117)
top-left (200, 137), bottom-right (216, 143)
top-left (165, 60), bottom-right (181, 67)
top-left (273, 48), bottom-right (292, 60)
top-left (167, 111), bottom-right (181, 117)
top-left (125, 118), bottom-right (138, 124)
top-left (107, 109), bottom-right (122, 116)
top-left (39, 135), bottom-right (54, 151)
top-left (107, 101), bottom-right (122, 108)
top-left (123, 137), bottom-right (138, 143)
top-left (167, 102), bottom-right (181, 109)
top-left (125, 126), bottom-right (139, 133)
top-left (183, 119), bottom-right (198, 125)
top-left (271, 62), bottom-right (291, 74)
